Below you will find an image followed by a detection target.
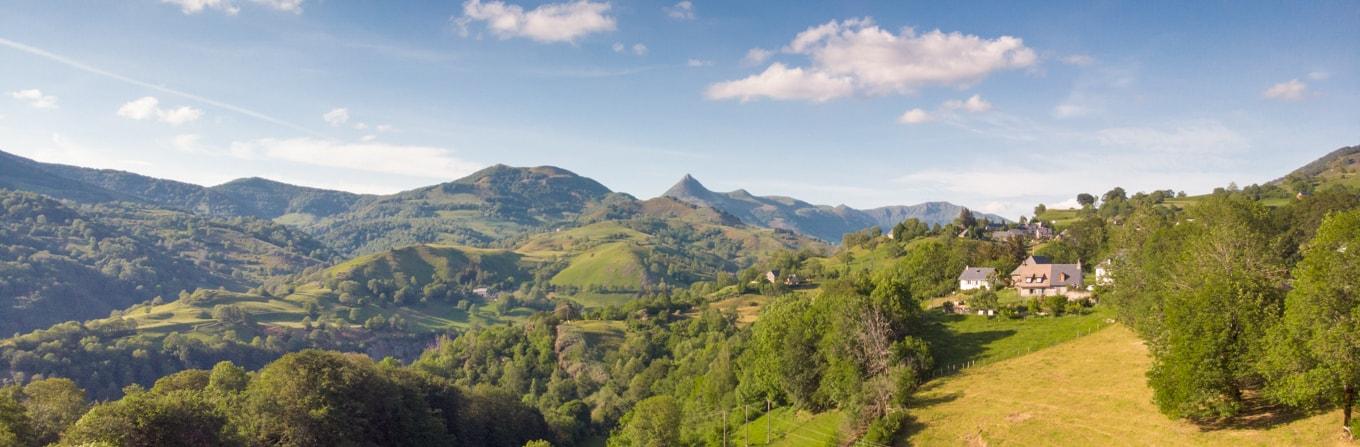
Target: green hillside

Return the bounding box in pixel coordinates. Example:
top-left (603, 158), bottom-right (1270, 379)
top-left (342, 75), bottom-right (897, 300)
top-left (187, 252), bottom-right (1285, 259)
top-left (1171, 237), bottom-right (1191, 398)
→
top-left (550, 242), bottom-right (648, 290)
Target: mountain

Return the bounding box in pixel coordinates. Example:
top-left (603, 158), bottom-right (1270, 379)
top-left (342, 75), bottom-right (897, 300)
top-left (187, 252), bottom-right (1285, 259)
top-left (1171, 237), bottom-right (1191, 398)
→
top-left (1272, 144), bottom-right (1360, 188)
top-left (662, 174), bottom-right (1006, 242)
top-left (0, 188), bottom-right (335, 336)
top-left (304, 164), bottom-right (622, 254)
top-left (0, 149), bottom-right (364, 220)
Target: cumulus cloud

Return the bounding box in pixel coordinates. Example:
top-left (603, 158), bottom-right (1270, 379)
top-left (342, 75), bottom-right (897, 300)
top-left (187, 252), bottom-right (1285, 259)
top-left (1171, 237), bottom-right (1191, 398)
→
top-left (709, 18), bottom-right (1036, 102)
top-left (1262, 79), bottom-right (1307, 101)
top-left (741, 48), bottom-right (773, 66)
top-left (705, 63), bottom-right (854, 102)
top-left (897, 108), bottom-right (931, 124)
top-left (942, 94), bottom-right (992, 113)
top-left (1052, 103), bottom-right (1089, 118)
top-left (632, 43), bottom-right (648, 56)
top-left (228, 137), bottom-right (482, 179)
top-left (9, 89), bottom-right (58, 109)
top-left (116, 96), bottom-right (203, 125)
top-left (686, 58), bottom-right (713, 67)
top-left (614, 42), bottom-right (646, 55)
top-left (1306, 71), bottom-right (1330, 81)
top-left (323, 107), bottom-right (350, 126)
top-left (456, 0), bottom-right (616, 43)
top-left (664, 1), bottom-right (695, 20)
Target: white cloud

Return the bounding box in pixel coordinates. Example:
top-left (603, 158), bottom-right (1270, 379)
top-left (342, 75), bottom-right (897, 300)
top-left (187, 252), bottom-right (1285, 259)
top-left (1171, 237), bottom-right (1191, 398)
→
top-left (375, 124), bottom-right (395, 133)
top-left (1262, 79), bottom-right (1307, 101)
top-left (664, 1), bottom-right (695, 20)
top-left (897, 108), bottom-right (931, 124)
top-left (252, 0), bottom-right (303, 13)
top-left (116, 96), bottom-right (202, 125)
top-left (457, 0), bottom-right (616, 43)
top-left (360, 134), bottom-right (378, 142)
top-left (632, 43), bottom-right (648, 56)
top-left (686, 58), bottom-right (713, 67)
top-left (9, 89), bottom-right (58, 109)
top-left (229, 137), bottom-right (482, 179)
top-left (1060, 54), bottom-right (1094, 66)
top-left (709, 18), bottom-right (1036, 102)
top-left (942, 94), bottom-right (993, 113)
top-left (162, 0), bottom-right (240, 15)
top-left (160, 0), bottom-right (303, 14)
top-left (1306, 71), bottom-right (1330, 81)
top-left (705, 63), bottom-right (854, 102)
top-left (323, 107), bottom-right (350, 126)
top-left (159, 106), bottom-right (203, 125)
top-left (612, 42), bottom-right (646, 56)
top-left (611, 42), bottom-right (625, 52)
top-left (117, 96), bottom-right (160, 120)
top-left (741, 48), bottom-right (772, 66)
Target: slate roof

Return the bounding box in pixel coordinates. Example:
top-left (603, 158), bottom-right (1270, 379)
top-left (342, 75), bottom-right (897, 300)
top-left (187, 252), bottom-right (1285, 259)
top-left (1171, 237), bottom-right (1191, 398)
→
top-left (959, 266), bottom-right (996, 282)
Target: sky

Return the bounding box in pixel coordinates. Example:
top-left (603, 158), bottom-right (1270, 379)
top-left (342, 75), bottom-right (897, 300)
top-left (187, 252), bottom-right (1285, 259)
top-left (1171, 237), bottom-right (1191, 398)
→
top-left (1, 0), bottom-right (1356, 218)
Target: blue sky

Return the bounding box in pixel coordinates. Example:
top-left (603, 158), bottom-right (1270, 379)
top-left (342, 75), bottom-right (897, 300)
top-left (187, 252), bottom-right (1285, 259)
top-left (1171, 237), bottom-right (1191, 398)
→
top-left (1, 0), bottom-right (1356, 217)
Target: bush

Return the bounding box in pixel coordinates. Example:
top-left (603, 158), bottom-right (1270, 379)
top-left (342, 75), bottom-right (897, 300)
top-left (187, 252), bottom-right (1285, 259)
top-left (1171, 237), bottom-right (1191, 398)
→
top-left (863, 411), bottom-right (910, 444)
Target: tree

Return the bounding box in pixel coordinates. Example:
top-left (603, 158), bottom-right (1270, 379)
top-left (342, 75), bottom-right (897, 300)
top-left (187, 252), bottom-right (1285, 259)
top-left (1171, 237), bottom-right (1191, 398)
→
top-left (62, 388), bottom-right (236, 447)
top-left (1077, 193), bottom-right (1097, 208)
top-left (19, 378), bottom-right (88, 445)
top-left (1147, 196), bottom-right (1285, 421)
top-left (966, 291), bottom-right (999, 312)
top-left (1260, 210), bottom-right (1360, 434)
top-left (1102, 187), bottom-right (1127, 204)
top-left (0, 389), bottom-right (36, 447)
top-left (611, 395), bottom-right (680, 447)
top-left (955, 208), bottom-right (978, 230)
top-left (1034, 204), bottom-right (1047, 216)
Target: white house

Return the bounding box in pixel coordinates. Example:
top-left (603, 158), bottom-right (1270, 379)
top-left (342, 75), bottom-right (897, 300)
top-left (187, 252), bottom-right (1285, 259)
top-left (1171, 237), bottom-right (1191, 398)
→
top-left (958, 266), bottom-right (996, 291)
top-left (1095, 259), bottom-right (1113, 286)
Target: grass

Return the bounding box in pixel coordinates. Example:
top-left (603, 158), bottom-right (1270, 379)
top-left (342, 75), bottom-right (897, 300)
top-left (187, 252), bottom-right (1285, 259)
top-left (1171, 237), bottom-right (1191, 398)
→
top-left (1034, 208), bottom-right (1084, 228)
top-left (566, 291), bottom-right (638, 308)
top-left (705, 293), bottom-right (773, 326)
top-left (731, 407), bottom-right (847, 447)
top-left (924, 305), bottom-right (1115, 369)
top-left (905, 324), bottom-right (1348, 446)
top-left (551, 242), bottom-right (647, 290)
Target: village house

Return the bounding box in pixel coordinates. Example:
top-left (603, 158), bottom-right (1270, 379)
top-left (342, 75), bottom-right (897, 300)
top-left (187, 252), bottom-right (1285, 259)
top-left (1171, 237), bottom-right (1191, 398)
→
top-left (1010, 255), bottom-right (1083, 298)
top-left (1095, 259), bottom-right (1114, 286)
top-left (989, 222), bottom-right (1056, 242)
top-left (765, 270), bottom-right (802, 286)
top-left (958, 266), bottom-right (996, 291)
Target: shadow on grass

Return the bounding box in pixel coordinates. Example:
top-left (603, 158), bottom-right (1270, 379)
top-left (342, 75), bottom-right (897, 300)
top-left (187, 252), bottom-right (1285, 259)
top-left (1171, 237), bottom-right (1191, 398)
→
top-left (1198, 390), bottom-right (1314, 431)
top-left (919, 313), bottom-right (1017, 367)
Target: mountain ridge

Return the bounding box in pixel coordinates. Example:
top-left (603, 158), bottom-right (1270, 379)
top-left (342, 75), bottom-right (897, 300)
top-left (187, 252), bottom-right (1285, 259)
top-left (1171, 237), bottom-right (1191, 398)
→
top-left (661, 174), bottom-right (1007, 242)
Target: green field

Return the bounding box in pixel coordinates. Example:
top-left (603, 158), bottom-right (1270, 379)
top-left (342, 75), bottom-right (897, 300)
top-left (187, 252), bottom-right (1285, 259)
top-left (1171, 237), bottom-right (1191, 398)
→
top-left (906, 325), bottom-right (1347, 446)
top-left (924, 305), bottom-right (1115, 370)
top-left (551, 242), bottom-right (648, 290)
top-left (731, 407), bottom-right (847, 447)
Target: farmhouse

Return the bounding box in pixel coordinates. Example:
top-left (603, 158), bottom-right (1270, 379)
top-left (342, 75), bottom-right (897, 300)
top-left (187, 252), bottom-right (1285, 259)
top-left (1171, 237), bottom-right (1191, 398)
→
top-left (1010, 256), bottom-right (1083, 297)
top-left (958, 266), bottom-right (996, 291)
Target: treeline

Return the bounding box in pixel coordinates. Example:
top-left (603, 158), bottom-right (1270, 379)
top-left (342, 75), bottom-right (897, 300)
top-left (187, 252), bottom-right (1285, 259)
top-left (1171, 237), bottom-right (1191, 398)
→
top-left (1106, 187), bottom-right (1360, 432)
top-left (0, 351), bottom-right (554, 446)
top-left (0, 189), bottom-right (331, 336)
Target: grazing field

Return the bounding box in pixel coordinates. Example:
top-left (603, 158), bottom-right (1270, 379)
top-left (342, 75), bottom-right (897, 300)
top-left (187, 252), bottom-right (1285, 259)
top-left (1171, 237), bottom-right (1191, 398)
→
top-left (731, 407), bottom-right (847, 447)
top-left (924, 306), bottom-right (1115, 369)
top-left (1034, 208), bottom-right (1084, 228)
top-left (905, 324), bottom-right (1348, 446)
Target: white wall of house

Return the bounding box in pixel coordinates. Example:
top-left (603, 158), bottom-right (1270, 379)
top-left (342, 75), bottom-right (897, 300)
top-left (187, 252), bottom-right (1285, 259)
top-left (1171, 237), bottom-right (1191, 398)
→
top-left (960, 279), bottom-right (991, 291)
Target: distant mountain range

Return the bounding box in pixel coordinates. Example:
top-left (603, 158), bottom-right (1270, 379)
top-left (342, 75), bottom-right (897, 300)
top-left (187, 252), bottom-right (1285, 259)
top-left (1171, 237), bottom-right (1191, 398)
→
top-left (663, 174), bottom-right (1007, 242)
top-left (0, 149), bottom-right (1006, 245)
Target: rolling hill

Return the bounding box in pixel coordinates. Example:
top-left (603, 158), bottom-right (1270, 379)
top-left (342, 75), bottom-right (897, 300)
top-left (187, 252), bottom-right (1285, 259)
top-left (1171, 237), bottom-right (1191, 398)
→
top-left (1273, 144), bottom-right (1360, 190)
top-left (662, 174), bottom-right (1007, 242)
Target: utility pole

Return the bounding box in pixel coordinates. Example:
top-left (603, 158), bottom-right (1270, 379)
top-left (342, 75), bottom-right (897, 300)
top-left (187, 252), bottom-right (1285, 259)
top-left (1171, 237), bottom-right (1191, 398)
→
top-left (766, 400), bottom-right (771, 445)
top-left (744, 404), bottom-right (749, 447)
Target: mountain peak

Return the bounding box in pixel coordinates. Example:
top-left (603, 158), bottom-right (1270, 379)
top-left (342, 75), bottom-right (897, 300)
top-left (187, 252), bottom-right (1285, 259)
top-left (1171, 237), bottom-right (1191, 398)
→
top-left (664, 174), bottom-right (714, 199)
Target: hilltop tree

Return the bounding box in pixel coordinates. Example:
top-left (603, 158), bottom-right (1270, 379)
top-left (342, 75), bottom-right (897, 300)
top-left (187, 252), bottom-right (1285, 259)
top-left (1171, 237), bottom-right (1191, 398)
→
top-left (955, 208), bottom-right (978, 230)
top-left (1077, 193), bottom-right (1097, 208)
top-left (1260, 210), bottom-right (1360, 435)
top-left (17, 378), bottom-right (87, 445)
